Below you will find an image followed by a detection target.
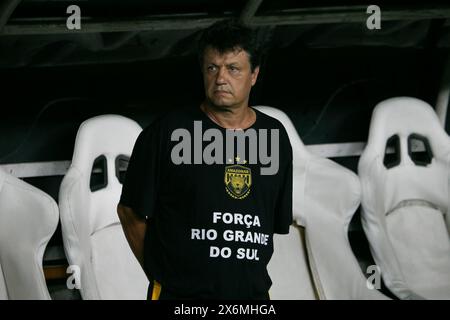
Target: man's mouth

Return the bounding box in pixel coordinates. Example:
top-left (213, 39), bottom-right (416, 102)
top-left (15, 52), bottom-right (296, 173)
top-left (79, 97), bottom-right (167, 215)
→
top-left (214, 90), bottom-right (230, 95)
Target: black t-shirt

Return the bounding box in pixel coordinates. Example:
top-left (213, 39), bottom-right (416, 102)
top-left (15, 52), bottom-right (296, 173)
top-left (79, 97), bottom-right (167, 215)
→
top-left (120, 107), bottom-right (293, 299)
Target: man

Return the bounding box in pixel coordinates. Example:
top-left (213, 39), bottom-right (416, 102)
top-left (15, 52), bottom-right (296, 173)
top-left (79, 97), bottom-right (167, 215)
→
top-left (117, 19), bottom-right (293, 300)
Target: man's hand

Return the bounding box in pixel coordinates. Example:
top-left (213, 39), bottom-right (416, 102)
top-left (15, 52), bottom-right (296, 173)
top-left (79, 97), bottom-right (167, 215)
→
top-left (117, 204), bottom-right (147, 269)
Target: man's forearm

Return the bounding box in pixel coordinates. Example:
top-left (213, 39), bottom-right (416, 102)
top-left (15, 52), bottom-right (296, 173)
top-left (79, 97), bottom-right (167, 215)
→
top-left (117, 204), bottom-right (147, 268)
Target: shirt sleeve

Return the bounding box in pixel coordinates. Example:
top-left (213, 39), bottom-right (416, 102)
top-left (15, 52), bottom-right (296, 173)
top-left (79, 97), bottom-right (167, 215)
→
top-left (273, 128), bottom-right (293, 234)
top-left (119, 124), bottom-right (161, 219)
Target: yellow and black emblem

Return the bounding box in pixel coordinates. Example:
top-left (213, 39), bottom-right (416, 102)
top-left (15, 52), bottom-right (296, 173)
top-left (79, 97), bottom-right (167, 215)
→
top-left (224, 165), bottom-right (252, 199)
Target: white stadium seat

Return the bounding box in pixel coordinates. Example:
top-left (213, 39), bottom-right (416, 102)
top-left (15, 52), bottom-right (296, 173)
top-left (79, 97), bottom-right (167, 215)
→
top-left (256, 106), bottom-right (387, 300)
top-left (59, 114), bottom-right (148, 299)
top-left (268, 225), bottom-right (317, 299)
top-left (359, 97), bottom-right (450, 299)
top-left (0, 168), bottom-right (58, 299)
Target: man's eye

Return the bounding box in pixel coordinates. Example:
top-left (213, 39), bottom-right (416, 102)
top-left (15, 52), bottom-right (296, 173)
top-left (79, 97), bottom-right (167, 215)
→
top-left (207, 65), bottom-right (217, 72)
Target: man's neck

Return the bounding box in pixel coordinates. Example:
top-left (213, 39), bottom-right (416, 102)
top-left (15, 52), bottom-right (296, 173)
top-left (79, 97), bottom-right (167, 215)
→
top-left (200, 101), bottom-right (256, 130)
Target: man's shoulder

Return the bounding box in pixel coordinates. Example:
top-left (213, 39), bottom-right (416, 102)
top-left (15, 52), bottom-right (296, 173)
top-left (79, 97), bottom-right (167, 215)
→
top-left (253, 107), bottom-right (289, 133)
top-left (142, 108), bottom-right (201, 132)
top-left (253, 107), bottom-right (293, 153)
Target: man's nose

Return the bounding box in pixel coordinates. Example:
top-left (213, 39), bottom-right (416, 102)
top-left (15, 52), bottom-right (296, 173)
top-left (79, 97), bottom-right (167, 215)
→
top-left (215, 66), bottom-right (227, 84)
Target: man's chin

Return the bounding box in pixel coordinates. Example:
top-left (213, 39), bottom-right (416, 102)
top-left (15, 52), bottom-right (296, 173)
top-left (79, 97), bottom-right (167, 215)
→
top-left (209, 99), bottom-right (233, 109)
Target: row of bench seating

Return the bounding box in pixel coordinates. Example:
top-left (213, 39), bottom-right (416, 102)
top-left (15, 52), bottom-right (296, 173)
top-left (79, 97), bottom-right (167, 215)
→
top-left (0, 96), bottom-right (449, 299)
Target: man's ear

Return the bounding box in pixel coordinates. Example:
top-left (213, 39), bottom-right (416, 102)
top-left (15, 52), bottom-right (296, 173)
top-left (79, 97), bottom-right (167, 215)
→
top-left (251, 66), bottom-right (260, 86)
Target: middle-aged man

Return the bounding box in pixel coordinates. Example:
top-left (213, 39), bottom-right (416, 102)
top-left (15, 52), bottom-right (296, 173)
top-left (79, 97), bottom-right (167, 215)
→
top-left (117, 19), bottom-right (293, 300)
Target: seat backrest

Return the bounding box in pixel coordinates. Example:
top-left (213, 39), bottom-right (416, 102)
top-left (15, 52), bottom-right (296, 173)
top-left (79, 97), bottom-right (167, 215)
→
top-left (59, 114), bottom-right (148, 299)
top-left (255, 106), bottom-right (315, 299)
top-left (0, 168), bottom-right (58, 299)
top-left (256, 106), bottom-right (387, 299)
top-left (267, 225), bottom-right (316, 299)
top-left (358, 97), bottom-right (450, 299)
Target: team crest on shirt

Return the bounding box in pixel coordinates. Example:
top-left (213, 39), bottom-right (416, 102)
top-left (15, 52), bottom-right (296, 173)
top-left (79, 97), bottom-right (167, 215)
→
top-left (224, 165), bottom-right (252, 199)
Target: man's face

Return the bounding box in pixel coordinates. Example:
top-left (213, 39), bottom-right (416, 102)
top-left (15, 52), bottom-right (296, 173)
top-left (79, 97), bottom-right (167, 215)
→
top-left (202, 46), bottom-right (259, 110)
